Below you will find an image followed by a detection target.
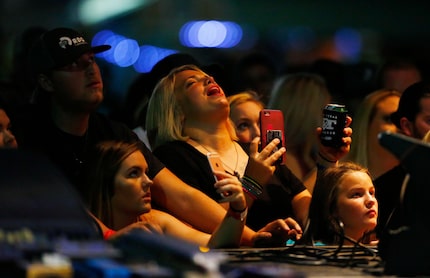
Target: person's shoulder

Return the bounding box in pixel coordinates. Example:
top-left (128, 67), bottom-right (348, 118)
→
top-left (374, 164), bottom-right (405, 187)
top-left (148, 209), bottom-right (177, 226)
top-left (90, 112), bottom-right (137, 139)
top-left (153, 140), bottom-right (190, 154)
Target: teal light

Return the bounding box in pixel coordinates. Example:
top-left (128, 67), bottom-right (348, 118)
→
top-left (78, 0), bottom-right (156, 25)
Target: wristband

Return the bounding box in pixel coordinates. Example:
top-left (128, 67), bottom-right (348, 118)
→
top-left (316, 152), bottom-right (338, 171)
top-left (242, 186), bottom-right (257, 200)
top-left (318, 152), bottom-right (337, 163)
top-left (103, 229), bottom-right (116, 240)
top-left (241, 175), bottom-right (263, 199)
top-left (228, 206), bottom-right (248, 221)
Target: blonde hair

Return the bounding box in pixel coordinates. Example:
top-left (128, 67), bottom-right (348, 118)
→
top-left (268, 73), bottom-right (331, 161)
top-left (146, 64), bottom-right (237, 149)
top-left (347, 89), bottom-right (401, 167)
top-left (228, 90), bottom-right (264, 113)
top-left (423, 130), bottom-right (430, 143)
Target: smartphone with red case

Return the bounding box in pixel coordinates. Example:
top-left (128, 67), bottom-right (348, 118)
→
top-left (259, 109), bottom-right (285, 164)
top-left (207, 152), bottom-right (225, 182)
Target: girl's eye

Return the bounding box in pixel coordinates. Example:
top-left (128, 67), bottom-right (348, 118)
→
top-left (350, 192), bottom-right (362, 198)
top-left (128, 168), bottom-right (141, 178)
top-left (237, 122), bottom-right (250, 131)
top-left (186, 80), bottom-right (196, 88)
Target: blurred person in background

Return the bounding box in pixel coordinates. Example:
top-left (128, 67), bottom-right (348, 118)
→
top-left (345, 89), bottom-right (401, 180)
top-left (268, 72), bottom-right (333, 193)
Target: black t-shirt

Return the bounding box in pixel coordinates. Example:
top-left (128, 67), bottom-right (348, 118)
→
top-left (15, 105), bottom-right (164, 198)
top-left (154, 140), bottom-right (306, 231)
top-left (373, 164), bottom-right (407, 237)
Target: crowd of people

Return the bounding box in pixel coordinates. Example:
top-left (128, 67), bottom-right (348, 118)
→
top-left (1, 26), bottom-right (429, 254)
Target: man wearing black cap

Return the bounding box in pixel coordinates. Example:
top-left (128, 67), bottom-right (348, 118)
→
top-left (14, 27), bottom-right (259, 244)
top-left (16, 27), bottom-right (137, 189)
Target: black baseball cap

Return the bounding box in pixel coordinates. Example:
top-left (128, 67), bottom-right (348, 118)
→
top-left (391, 81), bottom-right (430, 128)
top-left (28, 27), bottom-right (111, 75)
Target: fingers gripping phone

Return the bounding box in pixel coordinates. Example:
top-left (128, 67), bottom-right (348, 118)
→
top-left (207, 152), bottom-right (225, 182)
top-left (207, 152), bottom-right (232, 197)
top-left (259, 109), bottom-right (286, 164)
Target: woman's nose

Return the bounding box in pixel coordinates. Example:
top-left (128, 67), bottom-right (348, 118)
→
top-left (141, 175), bottom-right (153, 189)
top-left (252, 124), bottom-right (260, 139)
top-left (365, 194), bottom-right (376, 208)
top-left (4, 131), bottom-right (17, 147)
top-left (205, 76), bottom-right (215, 85)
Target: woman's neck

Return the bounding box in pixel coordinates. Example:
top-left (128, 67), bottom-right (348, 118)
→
top-left (184, 122), bottom-right (233, 153)
top-left (185, 122), bottom-right (248, 176)
top-left (111, 212), bottom-right (141, 231)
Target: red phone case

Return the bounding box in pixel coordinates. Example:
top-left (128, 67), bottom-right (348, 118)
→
top-left (259, 109), bottom-right (285, 164)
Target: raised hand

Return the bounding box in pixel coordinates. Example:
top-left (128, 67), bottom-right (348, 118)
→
top-left (245, 136), bottom-right (286, 186)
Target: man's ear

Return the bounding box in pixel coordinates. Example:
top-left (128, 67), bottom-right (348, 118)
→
top-left (37, 74), bottom-right (54, 92)
top-left (399, 117), bottom-right (414, 136)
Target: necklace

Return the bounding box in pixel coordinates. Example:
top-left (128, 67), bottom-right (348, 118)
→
top-left (190, 139), bottom-right (239, 174)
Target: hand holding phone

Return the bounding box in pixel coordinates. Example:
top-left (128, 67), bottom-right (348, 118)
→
top-left (207, 152), bottom-right (233, 197)
top-left (259, 109), bottom-right (286, 164)
top-left (207, 152), bottom-right (225, 182)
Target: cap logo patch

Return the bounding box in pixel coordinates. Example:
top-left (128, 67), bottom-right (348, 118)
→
top-left (58, 36), bottom-right (87, 49)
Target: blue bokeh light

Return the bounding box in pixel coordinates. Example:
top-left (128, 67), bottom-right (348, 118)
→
top-left (179, 20), bottom-right (243, 48)
top-left (92, 29), bottom-right (178, 73)
top-left (218, 21), bottom-right (243, 48)
top-left (113, 38), bottom-right (140, 67)
top-left (198, 20), bottom-right (227, 47)
top-left (334, 28), bottom-right (362, 61)
top-left (133, 45), bottom-right (177, 73)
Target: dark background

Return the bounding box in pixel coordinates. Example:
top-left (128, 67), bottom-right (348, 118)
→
top-left (2, 0), bottom-right (430, 115)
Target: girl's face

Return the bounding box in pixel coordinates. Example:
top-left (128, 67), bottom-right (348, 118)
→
top-left (230, 101), bottom-right (262, 143)
top-left (111, 150), bottom-right (153, 216)
top-left (335, 171), bottom-right (378, 240)
top-left (174, 69), bottom-right (228, 118)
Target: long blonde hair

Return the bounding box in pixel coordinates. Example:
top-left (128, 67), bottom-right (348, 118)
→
top-left (228, 90), bottom-right (264, 111)
top-left (146, 64), bottom-right (237, 149)
top-left (347, 89), bottom-right (401, 168)
top-left (268, 73), bottom-right (331, 162)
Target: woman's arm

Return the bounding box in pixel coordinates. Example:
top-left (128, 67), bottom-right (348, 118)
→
top-left (154, 171), bottom-right (247, 248)
top-left (151, 167), bottom-right (256, 246)
top-left (291, 189), bottom-right (312, 227)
